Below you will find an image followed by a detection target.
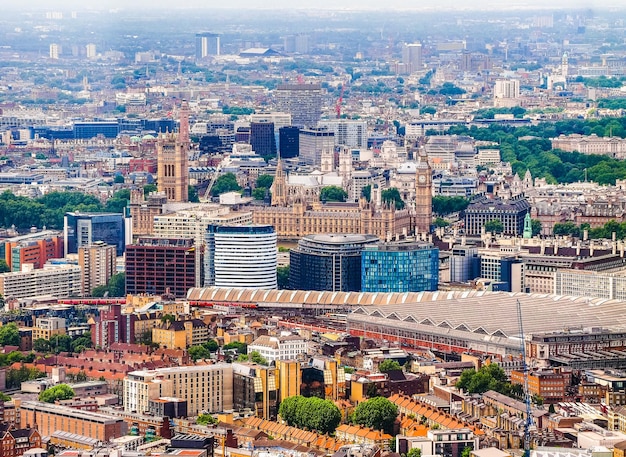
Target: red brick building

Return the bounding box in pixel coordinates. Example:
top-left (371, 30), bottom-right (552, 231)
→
top-left (0, 425), bottom-right (41, 457)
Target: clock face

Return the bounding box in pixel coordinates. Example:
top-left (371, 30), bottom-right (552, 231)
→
top-left (418, 175), bottom-right (426, 183)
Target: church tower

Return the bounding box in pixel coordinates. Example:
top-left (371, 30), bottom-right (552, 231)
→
top-left (320, 145), bottom-right (334, 174)
top-left (271, 157), bottom-right (287, 206)
top-left (415, 151), bottom-right (432, 234)
top-left (157, 100), bottom-right (189, 202)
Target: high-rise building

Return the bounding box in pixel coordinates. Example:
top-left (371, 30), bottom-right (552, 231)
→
top-left (157, 100), bottom-right (189, 203)
top-left (79, 241), bottom-right (116, 296)
top-left (494, 79), bottom-right (520, 99)
top-left (195, 32), bottom-right (220, 61)
top-left (91, 303), bottom-right (135, 348)
top-left (318, 120), bottom-right (368, 148)
top-left (249, 121), bottom-right (277, 158)
top-left (205, 225), bottom-right (277, 289)
top-left (125, 237), bottom-right (200, 298)
top-left (86, 43), bottom-right (97, 59)
top-left (415, 152), bottom-right (433, 234)
top-left (402, 43), bottom-right (423, 74)
top-left (298, 127), bottom-right (335, 166)
top-left (49, 43), bottom-right (60, 59)
top-left (279, 126), bottom-right (300, 159)
top-left (275, 84), bottom-right (322, 128)
top-left (0, 263), bottom-right (82, 300)
top-left (64, 212), bottom-right (130, 256)
top-left (361, 241), bottom-right (439, 293)
top-left (289, 234), bottom-right (379, 292)
top-left (0, 231), bottom-right (63, 272)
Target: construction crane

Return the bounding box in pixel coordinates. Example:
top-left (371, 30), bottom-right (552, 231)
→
top-left (202, 159), bottom-right (223, 202)
top-left (517, 300), bottom-right (533, 457)
top-left (335, 82), bottom-right (346, 118)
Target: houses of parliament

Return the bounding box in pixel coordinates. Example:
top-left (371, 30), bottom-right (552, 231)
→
top-left (252, 153), bottom-right (433, 240)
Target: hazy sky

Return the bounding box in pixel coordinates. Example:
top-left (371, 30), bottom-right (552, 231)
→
top-left (11, 0), bottom-right (624, 10)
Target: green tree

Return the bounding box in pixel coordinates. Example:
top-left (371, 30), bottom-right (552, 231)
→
top-left (203, 340), bottom-right (219, 352)
top-left (0, 323), bottom-right (20, 346)
top-left (381, 188), bottom-right (405, 210)
top-left (252, 187), bottom-right (268, 200)
top-left (434, 217), bottom-right (450, 228)
top-left (461, 446), bottom-right (473, 457)
top-left (278, 395), bottom-right (341, 434)
top-left (0, 259), bottom-right (9, 273)
top-left (351, 397), bottom-right (398, 435)
top-left (456, 364), bottom-right (510, 395)
top-left (39, 384), bottom-right (75, 403)
top-left (320, 186), bottom-right (347, 202)
top-left (223, 341), bottom-right (247, 353)
top-left (197, 413), bottom-right (217, 425)
top-left (378, 360), bottom-right (402, 373)
top-left (143, 184), bottom-right (158, 196)
top-left (108, 273), bottom-right (126, 297)
top-left (33, 338), bottom-right (51, 353)
top-left (188, 185), bottom-right (200, 203)
top-left (211, 173), bottom-right (242, 197)
top-left (548, 403), bottom-right (556, 414)
top-left (6, 366), bottom-right (44, 389)
top-left (432, 196), bottom-right (470, 216)
top-left (0, 392), bottom-right (11, 402)
top-left (105, 189), bottom-right (131, 213)
top-left (407, 448), bottom-right (422, 457)
top-left (484, 219), bottom-right (504, 234)
top-left (531, 219), bottom-right (542, 237)
top-left (361, 185), bottom-right (371, 202)
top-left (277, 266), bottom-right (290, 289)
top-left (113, 174), bottom-right (125, 184)
top-left (249, 350), bottom-right (268, 365)
top-left (188, 345), bottom-right (211, 361)
top-left (91, 285), bottom-right (108, 297)
top-left (256, 174), bottom-right (274, 189)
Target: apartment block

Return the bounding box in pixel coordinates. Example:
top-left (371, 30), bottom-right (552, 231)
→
top-left (32, 316), bottom-right (66, 341)
top-left (79, 241), bottom-right (116, 296)
top-left (0, 264), bottom-right (81, 300)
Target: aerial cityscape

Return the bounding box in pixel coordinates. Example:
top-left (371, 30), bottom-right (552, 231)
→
top-left (1, 3), bottom-right (626, 457)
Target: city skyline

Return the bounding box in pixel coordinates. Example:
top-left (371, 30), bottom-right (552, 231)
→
top-left (12, 0), bottom-right (626, 10)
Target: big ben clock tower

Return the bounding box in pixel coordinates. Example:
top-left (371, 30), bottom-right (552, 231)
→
top-left (415, 151), bottom-right (432, 234)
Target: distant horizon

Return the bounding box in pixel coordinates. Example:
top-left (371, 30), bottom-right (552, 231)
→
top-left (10, 0), bottom-right (626, 11)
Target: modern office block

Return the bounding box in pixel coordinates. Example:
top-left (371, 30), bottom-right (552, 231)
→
top-left (361, 241), bottom-right (439, 293)
top-left (205, 225), bottom-right (277, 289)
top-left (279, 126), bottom-right (300, 159)
top-left (64, 212), bottom-right (129, 257)
top-left (250, 121), bottom-right (277, 157)
top-left (195, 32), bottom-right (220, 61)
top-left (289, 234), bottom-right (378, 292)
top-left (298, 127), bottom-right (335, 166)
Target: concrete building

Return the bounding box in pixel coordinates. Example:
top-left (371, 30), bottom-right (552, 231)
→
top-left (152, 319), bottom-right (209, 350)
top-left (402, 43), bottom-right (423, 74)
top-left (464, 195), bottom-right (531, 236)
top-left (318, 120), bottom-right (368, 148)
top-left (361, 241), bottom-right (439, 293)
top-left (124, 364), bottom-right (233, 416)
top-left (91, 303), bottom-right (135, 348)
top-left (247, 334), bottom-right (308, 363)
top-left (494, 79), bottom-right (520, 107)
top-left (0, 263), bottom-right (81, 300)
top-left (205, 225), bottom-right (277, 290)
top-left (551, 134), bottom-right (626, 159)
top-left (298, 127), bottom-right (335, 166)
top-left (289, 234), bottom-right (379, 292)
top-left (78, 241), bottom-right (116, 296)
top-left (275, 84), bottom-right (322, 128)
top-left (129, 190), bottom-right (167, 237)
top-left (0, 232), bottom-right (63, 272)
top-left (195, 32), bottom-right (220, 60)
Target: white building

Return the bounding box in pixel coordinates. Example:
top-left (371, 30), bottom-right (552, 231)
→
top-left (494, 79), bottom-right (520, 99)
top-left (49, 44), bottom-right (60, 59)
top-left (247, 334), bottom-right (308, 362)
top-left (0, 263), bottom-right (81, 300)
top-left (86, 43), bottom-right (97, 59)
top-left (124, 364), bottom-right (233, 416)
top-left (318, 120), bottom-right (368, 148)
top-left (205, 225), bottom-right (277, 289)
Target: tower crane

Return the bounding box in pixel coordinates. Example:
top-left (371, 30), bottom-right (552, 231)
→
top-left (202, 159), bottom-right (223, 202)
top-left (517, 300), bottom-right (533, 457)
top-left (335, 83), bottom-right (346, 118)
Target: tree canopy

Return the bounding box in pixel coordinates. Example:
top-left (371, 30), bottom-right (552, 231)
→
top-left (39, 384), bottom-right (75, 403)
top-left (484, 219), bottom-right (504, 234)
top-left (432, 196), bottom-right (470, 216)
top-left (196, 413), bottom-right (218, 425)
top-left (351, 396), bottom-right (398, 434)
top-left (320, 186), bottom-right (348, 203)
top-left (378, 359), bottom-right (402, 373)
top-left (381, 188), bottom-right (405, 209)
top-left (211, 173), bottom-right (242, 197)
top-left (455, 364), bottom-right (519, 397)
top-left (0, 323), bottom-right (20, 347)
top-left (278, 395), bottom-right (342, 434)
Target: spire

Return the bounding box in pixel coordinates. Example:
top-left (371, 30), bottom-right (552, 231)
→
top-left (179, 99), bottom-right (190, 144)
top-left (271, 157), bottom-right (287, 207)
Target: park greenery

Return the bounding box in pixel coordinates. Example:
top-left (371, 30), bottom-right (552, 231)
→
top-left (432, 196), bottom-right (470, 216)
top-left (0, 323), bottom-right (20, 346)
top-left (455, 364), bottom-right (521, 398)
top-left (446, 116), bottom-right (626, 185)
top-left (484, 220), bottom-right (504, 234)
top-left (381, 188), bottom-right (405, 209)
top-left (278, 395), bottom-right (342, 434)
top-left (553, 220), bottom-right (626, 240)
top-left (33, 331), bottom-right (92, 354)
top-left (350, 396), bottom-right (398, 435)
top-left (253, 174), bottom-right (274, 201)
top-left (7, 365), bottom-right (44, 389)
top-left (237, 350), bottom-right (268, 365)
top-left (38, 384), bottom-right (75, 403)
top-left (196, 413), bottom-right (218, 426)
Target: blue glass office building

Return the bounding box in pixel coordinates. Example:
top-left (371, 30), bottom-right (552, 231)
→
top-left (361, 241), bottom-right (439, 293)
top-left (64, 212), bottom-right (129, 256)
